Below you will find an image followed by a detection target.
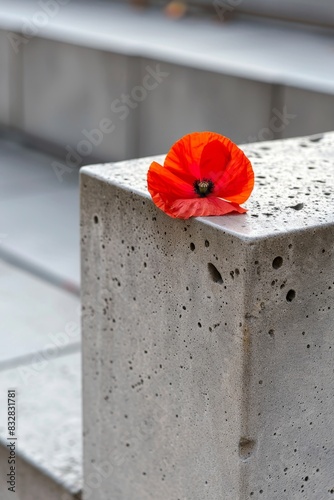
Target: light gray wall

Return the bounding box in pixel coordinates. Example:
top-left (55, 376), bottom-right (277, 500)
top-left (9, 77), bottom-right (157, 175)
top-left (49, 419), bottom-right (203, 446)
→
top-left (1, 30), bottom-right (334, 162)
top-left (138, 58), bottom-right (273, 156)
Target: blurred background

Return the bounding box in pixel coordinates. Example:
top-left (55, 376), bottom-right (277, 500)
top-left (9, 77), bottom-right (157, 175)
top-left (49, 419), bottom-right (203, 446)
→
top-left (0, 0), bottom-right (333, 497)
top-left (0, 0), bottom-right (334, 289)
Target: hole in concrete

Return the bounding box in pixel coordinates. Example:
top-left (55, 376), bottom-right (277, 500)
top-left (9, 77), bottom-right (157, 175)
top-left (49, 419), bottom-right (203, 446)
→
top-left (190, 243), bottom-right (195, 251)
top-left (268, 329), bottom-right (274, 338)
top-left (309, 135), bottom-right (323, 143)
top-left (286, 290), bottom-right (296, 302)
top-left (205, 240), bottom-right (210, 247)
top-left (94, 215), bottom-right (99, 224)
top-left (208, 263), bottom-right (223, 284)
top-left (272, 256), bottom-right (283, 269)
top-left (239, 438), bottom-right (256, 460)
top-left (289, 203), bottom-right (304, 211)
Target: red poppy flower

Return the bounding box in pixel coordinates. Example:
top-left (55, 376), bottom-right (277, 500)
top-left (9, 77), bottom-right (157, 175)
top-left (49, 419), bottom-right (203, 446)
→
top-left (147, 131), bottom-right (254, 219)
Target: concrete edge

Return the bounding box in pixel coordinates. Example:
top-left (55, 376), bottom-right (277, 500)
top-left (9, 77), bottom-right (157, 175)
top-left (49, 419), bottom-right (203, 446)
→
top-left (0, 438), bottom-right (82, 497)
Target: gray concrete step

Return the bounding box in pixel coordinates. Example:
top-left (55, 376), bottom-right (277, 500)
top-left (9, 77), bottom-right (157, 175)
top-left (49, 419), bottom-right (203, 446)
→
top-left (0, 353), bottom-right (82, 500)
top-left (0, 260), bottom-right (82, 499)
top-left (0, 138), bottom-right (80, 292)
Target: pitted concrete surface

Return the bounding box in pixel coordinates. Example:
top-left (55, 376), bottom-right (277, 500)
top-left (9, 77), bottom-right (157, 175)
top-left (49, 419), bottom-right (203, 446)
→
top-left (81, 131), bottom-right (334, 499)
top-left (82, 131), bottom-right (334, 238)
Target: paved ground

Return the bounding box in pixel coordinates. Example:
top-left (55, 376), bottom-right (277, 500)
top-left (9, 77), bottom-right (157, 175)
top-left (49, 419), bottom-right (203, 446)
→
top-left (0, 137), bottom-right (82, 498)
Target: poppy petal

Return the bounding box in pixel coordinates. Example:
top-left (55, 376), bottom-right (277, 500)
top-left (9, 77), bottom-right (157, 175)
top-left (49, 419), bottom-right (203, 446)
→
top-left (213, 146), bottom-right (254, 204)
top-left (147, 161), bottom-right (194, 201)
top-left (147, 132), bottom-right (254, 219)
top-left (165, 132), bottom-right (229, 183)
top-left (199, 139), bottom-right (231, 181)
top-left (164, 132), bottom-right (202, 182)
top-left (169, 196), bottom-right (246, 219)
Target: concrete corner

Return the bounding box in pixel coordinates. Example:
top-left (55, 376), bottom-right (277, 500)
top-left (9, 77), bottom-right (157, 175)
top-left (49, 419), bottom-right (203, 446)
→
top-left (81, 132), bottom-right (334, 499)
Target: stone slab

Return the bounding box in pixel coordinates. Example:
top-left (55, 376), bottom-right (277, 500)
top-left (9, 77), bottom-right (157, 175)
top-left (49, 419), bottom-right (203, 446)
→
top-left (22, 37), bottom-right (136, 163)
top-left (81, 131), bottom-right (334, 499)
top-left (0, 2), bottom-right (333, 94)
top-left (0, 138), bottom-right (80, 289)
top-left (139, 58), bottom-right (273, 156)
top-left (0, 138), bottom-right (79, 200)
top-left (281, 86), bottom-right (334, 139)
top-left (0, 445), bottom-right (78, 500)
top-left (0, 186), bottom-right (80, 290)
top-left (0, 259), bottom-right (80, 368)
top-left (0, 352), bottom-right (82, 497)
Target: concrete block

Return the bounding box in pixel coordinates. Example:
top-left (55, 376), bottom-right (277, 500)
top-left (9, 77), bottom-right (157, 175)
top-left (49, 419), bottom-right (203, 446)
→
top-left (138, 58), bottom-right (273, 156)
top-left (281, 86), bottom-right (334, 139)
top-left (81, 131), bottom-right (334, 499)
top-left (0, 352), bottom-right (82, 499)
top-left (22, 37), bottom-right (138, 163)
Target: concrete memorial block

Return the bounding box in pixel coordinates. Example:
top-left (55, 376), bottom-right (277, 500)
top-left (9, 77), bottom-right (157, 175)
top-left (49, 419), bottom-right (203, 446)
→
top-left (81, 132), bottom-right (334, 499)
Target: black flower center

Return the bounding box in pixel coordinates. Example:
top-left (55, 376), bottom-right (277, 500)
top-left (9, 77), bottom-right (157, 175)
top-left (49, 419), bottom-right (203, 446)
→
top-left (194, 178), bottom-right (214, 198)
